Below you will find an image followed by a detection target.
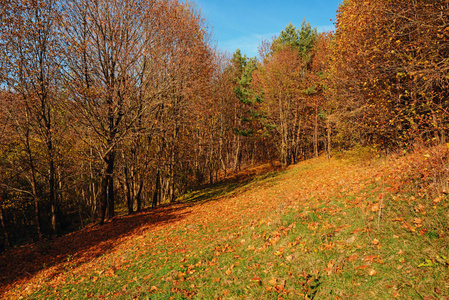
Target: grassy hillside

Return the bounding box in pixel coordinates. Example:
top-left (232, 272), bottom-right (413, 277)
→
top-left (1, 146), bottom-right (449, 299)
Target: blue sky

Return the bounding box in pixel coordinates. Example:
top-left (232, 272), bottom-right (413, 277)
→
top-left (194, 0), bottom-right (343, 57)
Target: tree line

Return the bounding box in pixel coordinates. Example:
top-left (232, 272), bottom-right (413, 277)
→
top-left (1, 0), bottom-right (447, 251)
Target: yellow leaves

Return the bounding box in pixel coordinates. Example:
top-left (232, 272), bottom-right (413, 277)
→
top-left (370, 202), bottom-right (384, 212)
top-left (273, 247), bottom-right (284, 257)
top-left (307, 222), bottom-right (319, 231)
top-left (324, 261), bottom-right (334, 275)
top-left (265, 277), bottom-right (286, 293)
top-left (268, 277), bottom-right (278, 286)
top-left (150, 285), bottom-right (158, 292)
top-left (269, 236), bottom-right (280, 246)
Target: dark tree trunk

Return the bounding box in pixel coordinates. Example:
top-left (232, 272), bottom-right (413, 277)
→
top-left (124, 165), bottom-right (133, 214)
top-left (98, 150), bottom-right (115, 225)
top-left (0, 204), bottom-right (10, 250)
top-left (25, 126), bottom-right (42, 240)
top-left (136, 180), bottom-right (143, 212)
top-left (152, 170), bottom-right (160, 208)
top-left (107, 153), bottom-right (115, 219)
top-left (48, 150), bottom-right (59, 236)
top-left (98, 172), bottom-right (108, 225)
top-left (169, 152), bottom-right (175, 203)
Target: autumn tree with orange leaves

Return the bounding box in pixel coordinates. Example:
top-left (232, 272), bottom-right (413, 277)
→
top-left (2, 0), bottom-right (447, 252)
top-left (253, 21), bottom-right (332, 166)
top-left (331, 0), bottom-right (449, 149)
top-left (0, 0), bottom-right (216, 245)
top-left (1, 0), bottom-right (65, 238)
top-left (60, 0), bottom-right (215, 224)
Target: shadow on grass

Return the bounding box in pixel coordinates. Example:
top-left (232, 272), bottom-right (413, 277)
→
top-left (0, 163), bottom-right (284, 296)
top-left (0, 205), bottom-right (187, 296)
top-left (180, 164), bottom-right (284, 207)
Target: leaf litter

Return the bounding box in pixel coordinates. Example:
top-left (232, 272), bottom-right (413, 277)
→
top-left (1, 151), bottom-right (449, 299)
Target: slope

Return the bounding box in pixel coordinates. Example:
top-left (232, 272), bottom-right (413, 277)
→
top-left (1, 146), bottom-right (449, 299)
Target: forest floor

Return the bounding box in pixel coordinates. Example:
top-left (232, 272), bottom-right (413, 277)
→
top-left (1, 147), bottom-right (449, 299)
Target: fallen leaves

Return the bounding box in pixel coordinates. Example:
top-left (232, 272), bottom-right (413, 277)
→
top-left (413, 218), bottom-right (423, 226)
top-left (355, 265), bottom-right (370, 270)
top-left (150, 285), bottom-right (158, 292)
top-left (324, 261), bottom-right (335, 275)
top-left (370, 203), bottom-right (383, 212)
top-left (347, 254), bottom-right (358, 262)
top-left (307, 222), bottom-right (319, 231)
top-left (433, 196), bottom-right (442, 203)
top-left (3, 152), bottom-right (449, 299)
top-left (364, 255), bottom-right (378, 263)
top-left (265, 277), bottom-right (286, 293)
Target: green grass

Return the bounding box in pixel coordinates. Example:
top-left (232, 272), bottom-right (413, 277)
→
top-left (10, 155), bottom-right (449, 299)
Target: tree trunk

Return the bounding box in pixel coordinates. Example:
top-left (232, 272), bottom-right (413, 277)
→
top-left (98, 172), bottom-right (108, 225)
top-left (233, 134), bottom-right (241, 172)
top-left (209, 168), bottom-right (213, 185)
top-left (31, 174), bottom-right (42, 241)
top-left (98, 150), bottom-right (115, 225)
top-left (136, 179), bottom-right (143, 212)
top-left (25, 127), bottom-right (42, 240)
top-left (0, 203), bottom-right (10, 250)
top-left (169, 151), bottom-right (175, 203)
top-left (126, 175), bottom-right (133, 214)
top-left (124, 164), bottom-right (133, 214)
top-left (48, 155), bottom-right (58, 236)
top-left (152, 170), bottom-right (160, 208)
top-left (107, 154), bottom-right (115, 219)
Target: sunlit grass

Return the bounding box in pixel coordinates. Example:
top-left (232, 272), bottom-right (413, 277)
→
top-left (7, 148), bottom-right (449, 299)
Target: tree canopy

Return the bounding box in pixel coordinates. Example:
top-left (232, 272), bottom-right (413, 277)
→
top-left (1, 0), bottom-right (448, 252)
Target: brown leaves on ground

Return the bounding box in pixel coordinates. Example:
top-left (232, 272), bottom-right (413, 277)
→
top-left (2, 148), bottom-right (448, 299)
top-left (1, 157), bottom-right (359, 298)
top-left (0, 205), bottom-right (185, 298)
